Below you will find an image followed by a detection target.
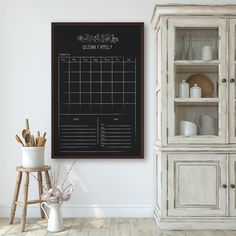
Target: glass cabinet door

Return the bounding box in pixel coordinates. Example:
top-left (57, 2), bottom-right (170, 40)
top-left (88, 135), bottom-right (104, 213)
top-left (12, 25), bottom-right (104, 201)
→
top-left (167, 18), bottom-right (227, 144)
top-left (229, 19), bottom-right (236, 143)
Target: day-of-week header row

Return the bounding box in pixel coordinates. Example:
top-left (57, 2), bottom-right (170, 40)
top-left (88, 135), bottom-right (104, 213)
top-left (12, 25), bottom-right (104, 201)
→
top-left (58, 57), bottom-right (135, 63)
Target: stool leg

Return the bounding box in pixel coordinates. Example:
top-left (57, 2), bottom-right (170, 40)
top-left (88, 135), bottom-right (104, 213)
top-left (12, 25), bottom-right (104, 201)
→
top-left (9, 171), bottom-right (22, 224)
top-left (37, 171), bottom-right (44, 219)
top-left (21, 172), bottom-right (29, 232)
top-left (45, 170), bottom-right (52, 190)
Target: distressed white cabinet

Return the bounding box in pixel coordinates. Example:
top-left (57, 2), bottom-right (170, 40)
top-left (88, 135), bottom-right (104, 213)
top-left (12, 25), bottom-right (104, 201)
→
top-left (168, 154), bottom-right (227, 217)
top-left (152, 5), bottom-right (236, 230)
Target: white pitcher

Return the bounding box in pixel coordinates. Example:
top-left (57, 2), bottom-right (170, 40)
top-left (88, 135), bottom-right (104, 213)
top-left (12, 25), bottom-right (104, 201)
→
top-left (41, 202), bottom-right (64, 232)
top-left (196, 115), bottom-right (217, 135)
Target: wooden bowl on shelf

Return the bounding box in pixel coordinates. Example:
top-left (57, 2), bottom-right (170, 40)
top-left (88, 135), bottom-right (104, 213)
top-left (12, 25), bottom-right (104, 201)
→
top-left (186, 73), bottom-right (214, 98)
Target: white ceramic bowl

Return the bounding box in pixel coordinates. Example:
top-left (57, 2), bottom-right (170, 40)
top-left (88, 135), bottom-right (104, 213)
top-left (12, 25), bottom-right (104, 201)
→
top-left (180, 120), bottom-right (197, 136)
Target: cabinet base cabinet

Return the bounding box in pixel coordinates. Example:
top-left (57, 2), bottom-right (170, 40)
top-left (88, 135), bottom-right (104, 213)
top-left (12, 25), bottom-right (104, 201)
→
top-left (154, 209), bottom-right (236, 230)
top-left (168, 153), bottom-right (227, 217)
top-left (155, 152), bottom-right (236, 230)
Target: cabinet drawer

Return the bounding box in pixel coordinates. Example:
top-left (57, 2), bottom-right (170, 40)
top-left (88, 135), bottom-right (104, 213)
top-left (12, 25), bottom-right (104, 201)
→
top-left (168, 153), bottom-right (227, 217)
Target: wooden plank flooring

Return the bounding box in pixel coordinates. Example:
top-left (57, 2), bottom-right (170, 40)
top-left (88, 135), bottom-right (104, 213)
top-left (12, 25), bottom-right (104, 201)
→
top-left (1, 218), bottom-right (236, 236)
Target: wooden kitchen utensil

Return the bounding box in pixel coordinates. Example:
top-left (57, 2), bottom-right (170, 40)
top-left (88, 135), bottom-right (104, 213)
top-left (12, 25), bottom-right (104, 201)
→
top-left (22, 129), bottom-right (29, 138)
top-left (16, 135), bottom-right (24, 147)
top-left (36, 131), bottom-right (40, 146)
top-left (25, 134), bottom-right (31, 147)
top-left (41, 138), bottom-right (47, 147)
top-left (37, 137), bottom-right (46, 147)
top-left (31, 135), bottom-right (36, 147)
top-left (22, 129), bottom-right (31, 146)
top-left (25, 119), bottom-right (30, 130)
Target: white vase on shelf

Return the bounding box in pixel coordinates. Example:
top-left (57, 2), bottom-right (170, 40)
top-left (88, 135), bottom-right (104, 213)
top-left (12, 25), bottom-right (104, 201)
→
top-left (186, 35), bottom-right (194, 60)
top-left (179, 80), bottom-right (189, 98)
top-left (176, 36), bottom-right (186, 60)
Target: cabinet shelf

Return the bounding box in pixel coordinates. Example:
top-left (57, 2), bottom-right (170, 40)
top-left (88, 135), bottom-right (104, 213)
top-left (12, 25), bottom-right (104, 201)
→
top-left (175, 60), bottom-right (219, 73)
top-left (174, 135), bottom-right (218, 138)
top-left (175, 60), bottom-right (219, 65)
top-left (174, 98), bottom-right (219, 105)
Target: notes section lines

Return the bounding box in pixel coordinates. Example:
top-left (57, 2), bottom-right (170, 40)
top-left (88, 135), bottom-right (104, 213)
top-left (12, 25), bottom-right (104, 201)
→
top-left (100, 123), bottom-right (133, 149)
top-left (60, 124), bottom-right (97, 149)
top-left (59, 115), bottom-right (135, 153)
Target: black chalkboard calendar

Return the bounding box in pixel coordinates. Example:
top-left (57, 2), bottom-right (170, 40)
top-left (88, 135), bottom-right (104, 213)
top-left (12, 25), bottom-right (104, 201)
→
top-left (52, 23), bottom-right (144, 159)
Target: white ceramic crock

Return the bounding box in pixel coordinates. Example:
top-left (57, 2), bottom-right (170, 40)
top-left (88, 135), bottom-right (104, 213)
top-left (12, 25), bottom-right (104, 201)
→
top-left (190, 84), bottom-right (202, 98)
top-left (22, 147), bottom-right (45, 168)
top-left (201, 45), bottom-right (213, 60)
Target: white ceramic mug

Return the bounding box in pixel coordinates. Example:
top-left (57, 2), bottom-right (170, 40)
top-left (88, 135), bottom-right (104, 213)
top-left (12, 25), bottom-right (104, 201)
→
top-left (180, 120), bottom-right (197, 137)
top-left (201, 45), bottom-right (213, 60)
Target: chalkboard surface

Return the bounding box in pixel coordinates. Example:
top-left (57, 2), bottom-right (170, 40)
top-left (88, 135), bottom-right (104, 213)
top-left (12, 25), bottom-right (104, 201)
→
top-left (52, 23), bottom-right (144, 159)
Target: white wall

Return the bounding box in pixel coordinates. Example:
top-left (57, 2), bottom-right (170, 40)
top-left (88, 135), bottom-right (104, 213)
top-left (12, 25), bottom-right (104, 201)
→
top-left (1, 0), bottom-right (235, 218)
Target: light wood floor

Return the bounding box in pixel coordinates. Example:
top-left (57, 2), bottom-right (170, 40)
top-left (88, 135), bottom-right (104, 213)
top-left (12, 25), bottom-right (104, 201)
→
top-left (1, 218), bottom-right (236, 236)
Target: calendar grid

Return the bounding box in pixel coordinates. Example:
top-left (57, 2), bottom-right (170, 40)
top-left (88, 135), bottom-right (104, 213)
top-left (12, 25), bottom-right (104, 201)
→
top-left (58, 56), bottom-right (136, 110)
top-left (100, 58), bottom-right (102, 110)
top-left (134, 58), bottom-right (136, 140)
top-left (89, 57), bottom-right (92, 106)
top-left (111, 57), bottom-right (113, 107)
top-left (68, 59), bottom-right (71, 106)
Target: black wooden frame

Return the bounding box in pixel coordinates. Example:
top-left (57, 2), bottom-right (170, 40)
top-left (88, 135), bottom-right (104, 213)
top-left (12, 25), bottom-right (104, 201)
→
top-left (52, 22), bottom-right (144, 159)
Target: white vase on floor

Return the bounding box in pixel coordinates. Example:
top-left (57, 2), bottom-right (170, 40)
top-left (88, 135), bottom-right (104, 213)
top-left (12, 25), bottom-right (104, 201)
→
top-left (41, 202), bottom-right (64, 232)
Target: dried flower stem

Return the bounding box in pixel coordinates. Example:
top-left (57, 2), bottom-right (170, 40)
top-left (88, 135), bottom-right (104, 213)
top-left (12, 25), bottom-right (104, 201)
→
top-left (49, 169), bottom-right (54, 187)
top-left (63, 183), bottom-right (74, 194)
top-left (55, 165), bottom-right (60, 188)
top-left (30, 173), bottom-right (48, 191)
top-left (62, 160), bottom-right (78, 189)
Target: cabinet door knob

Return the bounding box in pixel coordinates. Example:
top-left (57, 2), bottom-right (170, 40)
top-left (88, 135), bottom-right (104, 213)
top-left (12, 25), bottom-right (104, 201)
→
top-left (230, 78), bottom-right (235, 83)
top-left (222, 78), bottom-right (227, 83)
top-left (231, 184), bottom-right (235, 188)
top-left (222, 184), bottom-right (227, 188)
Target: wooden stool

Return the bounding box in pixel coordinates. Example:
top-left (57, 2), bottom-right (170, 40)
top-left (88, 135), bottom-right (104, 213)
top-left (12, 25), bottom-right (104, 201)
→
top-left (9, 166), bottom-right (52, 232)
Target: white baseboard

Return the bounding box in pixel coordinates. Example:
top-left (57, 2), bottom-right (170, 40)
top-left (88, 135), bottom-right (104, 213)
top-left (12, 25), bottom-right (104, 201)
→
top-left (0, 204), bottom-right (154, 218)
